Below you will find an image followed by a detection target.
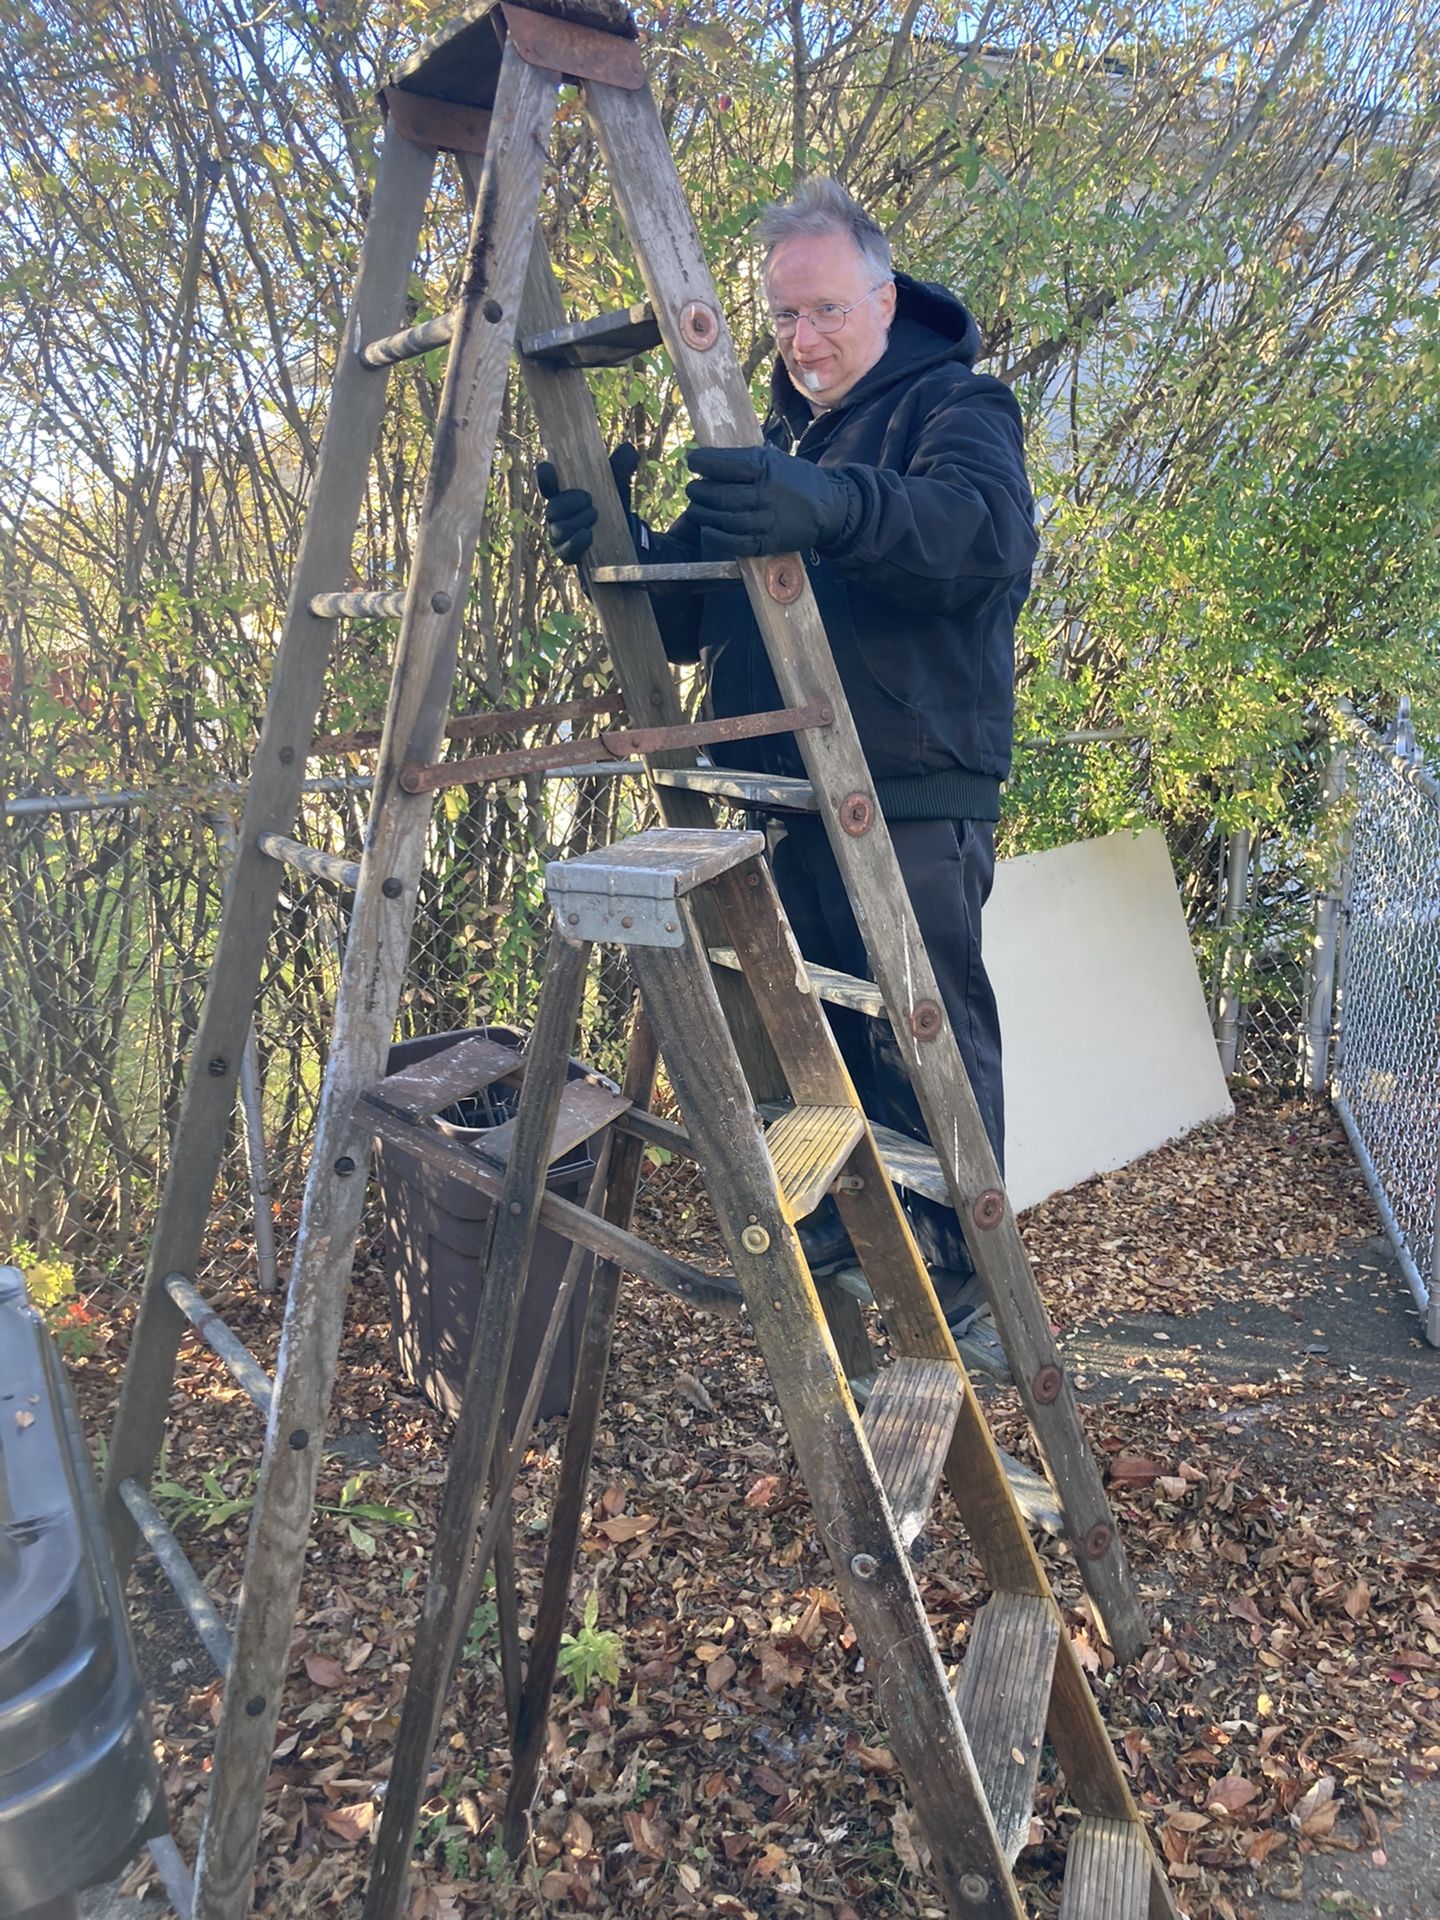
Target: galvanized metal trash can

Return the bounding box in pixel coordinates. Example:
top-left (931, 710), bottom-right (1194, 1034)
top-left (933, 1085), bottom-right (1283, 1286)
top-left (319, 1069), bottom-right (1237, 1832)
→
top-left (0, 1267), bottom-right (164, 1918)
top-left (374, 1027), bottom-right (604, 1426)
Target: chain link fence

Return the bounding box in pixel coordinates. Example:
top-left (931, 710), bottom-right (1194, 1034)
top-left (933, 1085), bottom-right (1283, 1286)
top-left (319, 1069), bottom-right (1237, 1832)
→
top-left (1, 741), bottom-right (1322, 1273)
top-left (1331, 714), bottom-right (1440, 1344)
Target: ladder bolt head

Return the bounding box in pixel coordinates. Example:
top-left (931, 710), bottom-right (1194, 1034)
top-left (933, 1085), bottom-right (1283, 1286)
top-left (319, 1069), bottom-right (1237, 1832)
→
top-left (959, 1873), bottom-right (988, 1903)
top-left (245, 1695), bottom-right (266, 1717)
top-left (483, 299), bottom-right (504, 323)
top-left (382, 877), bottom-right (403, 899)
top-left (763, 557), bottom-right (803, 604)
top-left (334, 1155), bottom-right (357, 1176)
top-left (207, 1056), bottom-right (229, 1076)
top-left (509, 1201), bottom-right (523, 1217)
top-left (908, 999), bottom-right (943, 1040)
top-left (566, 913), bottom-right (580, 925)
top-left (839, 791), bottom-right (874, 835)
top-left (970, 1187), bottom-right (1005, 1230)
top-left (1032, 1364), bottom-right (1063, 1404)
top-left (278, 744), bottom-right (295, 765)
top-left (430, 590), bottom-right (452, 614)
top-left (678, 300), bottom-right (719, 349)
top-left (621, 914), bottom-right (635, 928)
top-left (849, 1552), bottom-right (878, 1580)
top-left (740, 1224), bottom-right (770, 1254)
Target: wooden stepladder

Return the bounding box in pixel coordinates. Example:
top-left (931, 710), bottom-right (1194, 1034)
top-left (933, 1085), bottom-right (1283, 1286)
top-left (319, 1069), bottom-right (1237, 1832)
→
top-left (98, 3), bottom-right (1157, 1915)
top-left (360, 828), bottom-right (1174, 1920)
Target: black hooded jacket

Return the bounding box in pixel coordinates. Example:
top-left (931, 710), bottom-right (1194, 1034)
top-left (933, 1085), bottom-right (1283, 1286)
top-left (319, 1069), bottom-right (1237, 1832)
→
top-left (638, 273), bottom-right (1038, 821)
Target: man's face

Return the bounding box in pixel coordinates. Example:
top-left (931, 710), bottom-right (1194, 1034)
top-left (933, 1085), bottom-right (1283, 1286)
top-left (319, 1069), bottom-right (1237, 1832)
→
top-left (765, 231), bottom-right (896, 408)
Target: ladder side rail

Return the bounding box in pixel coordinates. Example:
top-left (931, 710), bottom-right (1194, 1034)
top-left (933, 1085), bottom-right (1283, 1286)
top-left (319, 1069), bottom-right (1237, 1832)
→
top-left (363, 930), bottom-right (591, 1920)
top-left (103, 123), bottom-right (439, 1572)
top-left (583, 74), bottom-right (1146, 1662)
top-left (625, 902), bottom-right (1026, 1920)
top-left (191, 50), bottom-right (564, 1920)
top-left (704, 850), bottom-right (1160, 1867)
top-left (501, 1007), bottom-right (661, 1854)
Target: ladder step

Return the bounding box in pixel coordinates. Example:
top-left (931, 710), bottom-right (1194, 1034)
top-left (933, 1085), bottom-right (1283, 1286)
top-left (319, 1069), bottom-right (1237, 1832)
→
top-left (359, 309), bottom-right (457, 369)
top-left (308, 589), bottom-right (408, 619)
top-left (764, 1103), bottom-right (865, 1220)
top-left (518, 301), bottom-right (662, 367)
top-left (117, 1477), bottom-right (233, 1678)
top-left (145, 1835), bottom-right (196, 1920)
top-left (709, 944), bottom-right (882, 1015)
top-left (164, 1274), bottom-right (274, 1416)
top-left (1058, 1816), bottom-right (1151, 1920)
top-left (367, 1032), bottom-right (525, 1120)
top-left (479, 1075), bottom-right (632, 1170)
top-left (657, 768), bottom-right (816, 809)
top-left (590, 560), bottom-right (742, 584)
top-left (869, 1119), bottom-right (950, 1206)
top-left (257, 832), bottom-right (360, 891)
top-left (954, 1592), bottom-right (1061, 1863)
top-left (860, 1356), bottom-right (964, 1547)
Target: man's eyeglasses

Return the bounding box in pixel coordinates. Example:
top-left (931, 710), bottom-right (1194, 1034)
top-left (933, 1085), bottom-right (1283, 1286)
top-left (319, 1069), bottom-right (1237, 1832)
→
top-left (768, 281), bottom-right (890, 339)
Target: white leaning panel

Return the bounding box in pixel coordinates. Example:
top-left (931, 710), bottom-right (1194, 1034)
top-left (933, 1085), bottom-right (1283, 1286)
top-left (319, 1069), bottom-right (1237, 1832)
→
top-left (987, 827), bottom-right (1233, 1213)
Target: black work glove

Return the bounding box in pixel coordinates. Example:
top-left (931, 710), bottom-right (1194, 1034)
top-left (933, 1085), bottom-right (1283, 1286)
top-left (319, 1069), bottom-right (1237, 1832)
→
top-left (537, 442), bottom-right (641, 565)
top-left (683, 444), bottom-right (860, 559)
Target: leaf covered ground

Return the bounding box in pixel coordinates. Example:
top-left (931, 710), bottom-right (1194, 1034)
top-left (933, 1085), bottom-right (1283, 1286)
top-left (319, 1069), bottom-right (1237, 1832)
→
top-left (73, 1093), bottom-right (1439, 1920)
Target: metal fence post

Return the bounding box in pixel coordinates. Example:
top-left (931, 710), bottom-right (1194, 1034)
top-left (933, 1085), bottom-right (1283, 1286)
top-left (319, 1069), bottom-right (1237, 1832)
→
top-left (1303, 742), bottom-right (1347, 1093)
top-left (1213, 775), bottom-right (1253, 1079)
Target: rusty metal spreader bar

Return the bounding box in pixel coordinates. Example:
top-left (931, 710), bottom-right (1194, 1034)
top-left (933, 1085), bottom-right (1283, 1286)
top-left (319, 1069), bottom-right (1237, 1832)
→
top-left (311, 691), bottom-right (625, 759)
top-left (397, 699), bottom-right (834, 795)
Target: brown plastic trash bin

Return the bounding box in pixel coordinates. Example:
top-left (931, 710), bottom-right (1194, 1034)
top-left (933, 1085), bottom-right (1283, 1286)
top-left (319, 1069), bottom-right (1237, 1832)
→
top-left (374, 1027), bottom-right (604, 1426)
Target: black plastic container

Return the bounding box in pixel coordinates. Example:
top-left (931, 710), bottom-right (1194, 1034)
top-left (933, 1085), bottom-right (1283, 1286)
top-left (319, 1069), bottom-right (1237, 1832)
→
top-left (0, 1268), bottom-right (163, 1917)
top-left (374, 1028), bottom-right (602, 1426)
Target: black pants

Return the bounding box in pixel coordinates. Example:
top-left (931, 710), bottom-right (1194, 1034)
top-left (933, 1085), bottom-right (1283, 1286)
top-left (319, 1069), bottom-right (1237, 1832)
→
top-left (766, 813), bottom-right (1004, 1275)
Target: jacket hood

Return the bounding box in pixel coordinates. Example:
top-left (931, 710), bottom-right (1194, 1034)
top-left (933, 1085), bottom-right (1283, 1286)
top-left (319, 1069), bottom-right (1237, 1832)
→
top-left (768, 270), bottom-right (982, 431)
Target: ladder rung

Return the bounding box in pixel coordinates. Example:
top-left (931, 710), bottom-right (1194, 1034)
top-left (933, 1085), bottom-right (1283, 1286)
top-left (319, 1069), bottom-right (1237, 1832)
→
top-left (861, 1357), bottom-right (964, 1547)
top-left (367, 1033), bottom-right (526, 1120)
top-left (146, 1835), bottom-right (196, 1920)
top-left (165, 1274), bottom-right (274, 1414)
top-left (764, 1103), bottom-right (865, 1220)
top-left (309, 590), bottom-right (407, 619)
top-left (1058, 1816), bottom-right (1151, 1920)
top-left (477, 1075), bottom-right (632, 1170)
top-left (590, 560), bottom-right (742, 584)
top-left (518, 301), bottom-right (662, 367)
top-left (118, 1477), bottom-right (233, 1678)
top-left (954, 1592), bottom-right (1061, 1863)
top-left (359, 309), bottom-right (457, 369)
top-left (870, 1120), bottom-right (950, 1205)
top-left (709, 945), bottom-right (882, 1015)
top-left (656, 767), bottom-right (816, 809)
top-left (258, 832), bottom-right (361, 891)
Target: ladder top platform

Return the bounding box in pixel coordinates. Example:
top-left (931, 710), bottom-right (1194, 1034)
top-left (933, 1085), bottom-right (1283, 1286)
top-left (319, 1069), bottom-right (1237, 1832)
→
top-left (387, 0), bottom-right (637, 110)
top-left (549, 827), bottom-right (764, 898)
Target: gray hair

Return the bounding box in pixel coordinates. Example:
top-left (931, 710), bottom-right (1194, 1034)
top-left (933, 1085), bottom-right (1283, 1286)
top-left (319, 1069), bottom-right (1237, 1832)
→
top-left (755, 178), bottom-right (893, 283)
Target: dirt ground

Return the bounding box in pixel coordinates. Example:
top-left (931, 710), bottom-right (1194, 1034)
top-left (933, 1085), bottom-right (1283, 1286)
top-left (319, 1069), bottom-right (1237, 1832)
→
top-left (69, 1093), bottom-right (1438, 1920)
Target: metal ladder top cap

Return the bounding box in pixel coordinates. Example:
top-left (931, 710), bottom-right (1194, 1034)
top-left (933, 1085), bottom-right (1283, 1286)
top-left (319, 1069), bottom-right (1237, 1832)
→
top-left (549, 827), bottom-right (763, 898)
top-left (546, 828), bottom-right (764, 946)
top-left (385, 0), bottom-right (639, 109)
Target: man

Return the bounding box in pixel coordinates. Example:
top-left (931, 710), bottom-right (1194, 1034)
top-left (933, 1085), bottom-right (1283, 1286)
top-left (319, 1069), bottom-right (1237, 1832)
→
top-left (540, 179), bottom-right (1037, 1381)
